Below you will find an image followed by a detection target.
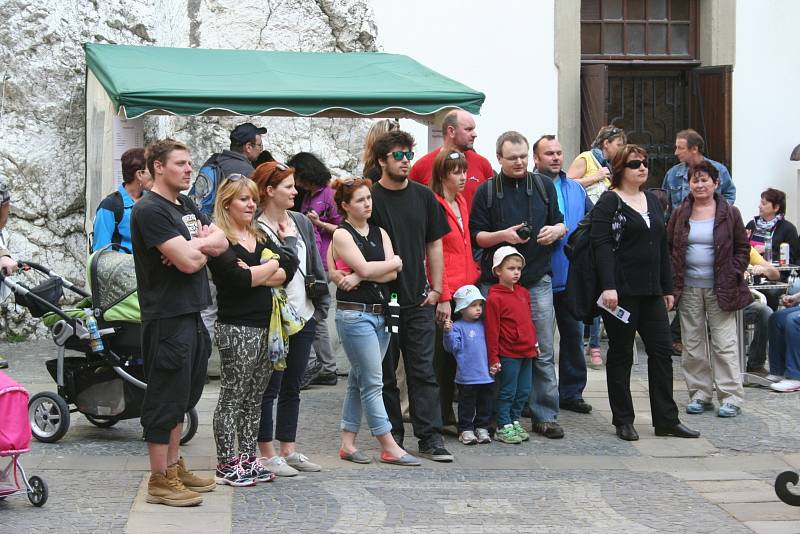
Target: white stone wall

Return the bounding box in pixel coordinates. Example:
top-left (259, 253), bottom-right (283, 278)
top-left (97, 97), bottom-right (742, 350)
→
top-left (0, 0), bottom-right (376, 335)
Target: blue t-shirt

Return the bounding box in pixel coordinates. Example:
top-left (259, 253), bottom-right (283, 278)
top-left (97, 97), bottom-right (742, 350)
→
top-left (443, 319), bottom-right (494, 385)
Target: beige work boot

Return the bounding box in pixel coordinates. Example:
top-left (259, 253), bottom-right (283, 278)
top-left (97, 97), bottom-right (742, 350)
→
top-left (146, 465), bottom-right (203, 507)
top-left (175, 457), bottom-right (216, 492)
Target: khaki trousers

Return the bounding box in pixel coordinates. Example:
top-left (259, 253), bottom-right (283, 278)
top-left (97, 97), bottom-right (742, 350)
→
top-left (679, 286), bottom-right (744, 406)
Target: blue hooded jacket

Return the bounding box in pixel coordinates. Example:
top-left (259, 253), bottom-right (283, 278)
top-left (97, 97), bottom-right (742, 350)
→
top-left (547, 171), bottom-right (592, 293)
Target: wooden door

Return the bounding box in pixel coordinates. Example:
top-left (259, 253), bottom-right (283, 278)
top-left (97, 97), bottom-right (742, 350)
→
top-left (580, 64), bottom-right (608, 151)
top-left (690, 65), bottom-right (733, 170)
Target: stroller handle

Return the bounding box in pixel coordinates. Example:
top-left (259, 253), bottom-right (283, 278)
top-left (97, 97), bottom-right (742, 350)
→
top-left (16, 260), bottom-right (91, 299)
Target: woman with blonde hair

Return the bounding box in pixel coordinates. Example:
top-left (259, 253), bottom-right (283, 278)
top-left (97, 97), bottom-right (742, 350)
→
top-left (362, 119), bottom-right (400, 181)
top-left (207, 174), bottom-right (297, 486)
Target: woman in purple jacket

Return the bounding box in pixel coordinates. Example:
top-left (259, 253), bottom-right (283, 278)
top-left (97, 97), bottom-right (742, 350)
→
top-left (667, 160), bottom-right (751, 418)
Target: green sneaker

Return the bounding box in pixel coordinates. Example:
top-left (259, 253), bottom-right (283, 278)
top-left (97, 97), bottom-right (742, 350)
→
top-left (512, 421), bottom-right (529, 441)
top-left (495, 424), bottom-right (522, 444)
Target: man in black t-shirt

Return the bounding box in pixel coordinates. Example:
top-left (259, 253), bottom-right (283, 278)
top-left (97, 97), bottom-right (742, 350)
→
top-left (365, 130), bottom-right (453, 461)
top-left (131, 139), bottom-right (228, 507)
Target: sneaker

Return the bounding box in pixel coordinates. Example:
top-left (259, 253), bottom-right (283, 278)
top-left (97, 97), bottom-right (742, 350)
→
top-left (214, 457), bottom-right (257, 487)
top-left (495, 424), bottom-right (522, 444)
top-left (147, 465), bottom-right (203, 506)
top-left (459, 430), bottom-right (478, 445)
top-left (0, 356), bottom-right (8, 369)
top-left (299, 360), bottom-right (323, 390)
top-left (261, 455), bottom-right (299, 477)
top-left (747, 367), bottom-right (769, 378)
top-left (285, 452), bottom-right (321, 472)
top-left (512, 421), bottom-right (529, 441)
top-left (175, 457), bottom-right (216, 492)
top-left (766, 374), bottom-right (784, 383)
top-left (587, 347), bottom-right (603, 369)
top-left (717, 403), bottom-right (741, 418)
top-left (531, 421), bottom-right (564, 439)
top-left (241, 455), bottom-right (276, 483)
top-left (418, 445), bottom-right (455, 462)
top-left (310, 371), bottom-right (338, 386)
top-left (770, 379), bottom-right (800, 393)
top-left (686, 399), bottom-right (714, 414)
top-left (475, 428), bottom-right (492, 444)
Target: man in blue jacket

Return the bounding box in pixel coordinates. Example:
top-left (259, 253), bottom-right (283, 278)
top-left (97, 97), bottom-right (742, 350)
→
top-left (534, 135), bottom-right (593, 414)
top-left (662, 129), bottom-right (736, 211)
top-left (92, 148), bottom-right (152, 252)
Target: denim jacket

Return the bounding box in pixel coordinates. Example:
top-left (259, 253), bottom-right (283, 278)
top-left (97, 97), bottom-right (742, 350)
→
top-left (662, 158), bottom-right (736, 212)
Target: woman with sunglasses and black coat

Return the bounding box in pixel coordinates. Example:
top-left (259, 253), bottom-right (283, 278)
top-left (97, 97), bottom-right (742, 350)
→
top-left (590, 144), bottom-right (699, 442)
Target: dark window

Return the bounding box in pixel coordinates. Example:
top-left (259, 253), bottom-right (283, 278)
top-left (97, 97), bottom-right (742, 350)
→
top-left (581, 0), bottom-right (698, 60)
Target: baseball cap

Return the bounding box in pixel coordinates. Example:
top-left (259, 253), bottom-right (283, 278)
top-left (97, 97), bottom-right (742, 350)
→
top-left (453, 285), bottom-right (485, 313)
top-left (230, 122), bottom-right (267, 144)
top-left (492, 245), bottom-right (525, 271)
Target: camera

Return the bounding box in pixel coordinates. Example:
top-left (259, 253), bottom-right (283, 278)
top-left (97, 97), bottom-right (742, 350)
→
top-left (304, 275), bottom-right (329, 299)
top-left (516, 222), bottom-right (532, 240)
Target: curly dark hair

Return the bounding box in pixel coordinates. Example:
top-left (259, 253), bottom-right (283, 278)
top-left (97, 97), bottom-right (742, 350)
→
top-left (371, 130), bottom-right (415, 167)
top-left (287, 152), bottom-right (331, 189)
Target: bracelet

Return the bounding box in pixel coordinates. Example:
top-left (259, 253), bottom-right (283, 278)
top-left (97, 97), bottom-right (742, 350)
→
top-left (430, 289), bottom-right (441, 295)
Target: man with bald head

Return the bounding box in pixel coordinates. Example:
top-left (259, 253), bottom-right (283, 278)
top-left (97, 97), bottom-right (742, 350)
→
top-left (409, 109), bottom-right (494, 208)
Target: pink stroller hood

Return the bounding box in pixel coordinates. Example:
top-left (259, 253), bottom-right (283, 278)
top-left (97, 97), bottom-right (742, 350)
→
top-left (0, 371), bottom-right (31, 454)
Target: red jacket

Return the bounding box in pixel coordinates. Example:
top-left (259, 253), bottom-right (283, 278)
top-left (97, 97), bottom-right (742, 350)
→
top-left (484, 283), bottom-right (538, 366)
top-left (435, 193), bottom-right (480, 301)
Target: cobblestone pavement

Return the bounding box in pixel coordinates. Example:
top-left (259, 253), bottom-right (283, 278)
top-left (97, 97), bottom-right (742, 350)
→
top-left (2, 338), bottom-right (800, 533)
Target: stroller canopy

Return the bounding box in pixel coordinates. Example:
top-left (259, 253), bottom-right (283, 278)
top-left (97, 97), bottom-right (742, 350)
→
top-left (88, 247), bottom-right (140, 323)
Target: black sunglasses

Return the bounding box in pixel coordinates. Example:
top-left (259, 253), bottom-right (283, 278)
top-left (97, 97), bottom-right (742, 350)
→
top-left (624, 159), bottom-right (648, 170)
top-left (387, 151), bottom-right (414, 161)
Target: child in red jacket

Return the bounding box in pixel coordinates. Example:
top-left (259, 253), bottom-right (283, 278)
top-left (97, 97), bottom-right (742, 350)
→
top-left (485, 246), bottom-right (538, 444)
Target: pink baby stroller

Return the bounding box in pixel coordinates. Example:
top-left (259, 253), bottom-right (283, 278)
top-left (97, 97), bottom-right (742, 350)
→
top-left (0, 370), bottom-right (48, 506)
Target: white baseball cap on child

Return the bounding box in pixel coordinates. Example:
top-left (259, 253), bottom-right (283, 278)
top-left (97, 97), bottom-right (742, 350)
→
top-left (453, 284), bottom-right (485, 313)
top-left (492, 245), bottom-right (526, 271)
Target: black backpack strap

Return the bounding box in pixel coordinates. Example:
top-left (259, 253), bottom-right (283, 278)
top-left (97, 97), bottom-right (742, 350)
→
top-left (110, 191), bottom-right (124, 246)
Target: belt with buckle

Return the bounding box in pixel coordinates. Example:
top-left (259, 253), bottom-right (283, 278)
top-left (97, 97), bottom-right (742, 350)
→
top-left (337, 301), bottom-right (385, 314)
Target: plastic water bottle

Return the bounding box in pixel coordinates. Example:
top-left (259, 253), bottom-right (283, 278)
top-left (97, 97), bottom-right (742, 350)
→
top-left (764, 236), bottom-right (773, 263)
top-left (85, 309), bottom-right (104, 353)
top-left (386, 293), bottom-right (400, 334)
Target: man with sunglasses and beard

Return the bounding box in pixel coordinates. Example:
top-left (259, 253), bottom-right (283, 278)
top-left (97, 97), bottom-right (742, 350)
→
top-left (344, 129), bottom-right (453, 462)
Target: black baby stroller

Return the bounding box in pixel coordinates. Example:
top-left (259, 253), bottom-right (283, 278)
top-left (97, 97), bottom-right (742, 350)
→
top-left (0, 245), bottom-right (198, 444)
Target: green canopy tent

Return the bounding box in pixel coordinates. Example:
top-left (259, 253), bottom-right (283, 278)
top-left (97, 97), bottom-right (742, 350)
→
top-left (83, 42), bottom-right (485, 233)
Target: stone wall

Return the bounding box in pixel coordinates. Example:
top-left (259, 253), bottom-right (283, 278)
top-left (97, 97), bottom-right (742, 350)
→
top-left (0, 0), bottom-right (376, 336)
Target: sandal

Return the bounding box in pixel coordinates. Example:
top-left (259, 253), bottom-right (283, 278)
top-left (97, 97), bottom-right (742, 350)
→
top-left (379, 451), bottom-right (421, 466)
top-left (339, 449), bottom-right (372, 464)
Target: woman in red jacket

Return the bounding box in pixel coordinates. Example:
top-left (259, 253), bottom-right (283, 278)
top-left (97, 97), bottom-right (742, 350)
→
top-left (429, 149), bottom-right (481, 428)
top-left (667, 160), bottom-right (751, 418)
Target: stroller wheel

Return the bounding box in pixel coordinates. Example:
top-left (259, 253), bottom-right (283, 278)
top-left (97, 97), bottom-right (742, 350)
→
top-left (85, 415), bottom-right (119, 428)
top-left (180, 407), bottom-right (199, 445)
top-left (27, 476), bottom-right (48, 507)
top-left (28, 392), bottom-right (70, 443)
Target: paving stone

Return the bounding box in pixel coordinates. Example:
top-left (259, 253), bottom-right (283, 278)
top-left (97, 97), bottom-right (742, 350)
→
top-left (720, 502), bottom-right (800, 522)
top-left (745, 521), bottom-right (800, 534)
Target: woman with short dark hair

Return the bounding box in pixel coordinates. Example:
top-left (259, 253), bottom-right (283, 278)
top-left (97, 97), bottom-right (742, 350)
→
top-left (591, 144), bottom-right (699, 442)
top-left (746, 187), bottom-right (800, 264)
top-left (667, 160), bottom-right (750, 418)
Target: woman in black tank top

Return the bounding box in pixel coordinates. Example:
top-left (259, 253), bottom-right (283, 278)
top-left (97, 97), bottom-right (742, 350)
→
top-left (328, 178), bottom-right (420, 466)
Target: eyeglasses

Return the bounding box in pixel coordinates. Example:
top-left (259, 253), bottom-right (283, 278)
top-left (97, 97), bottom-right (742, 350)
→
top-left (447, 152), bottom-right (465, 160)
top-left (227, 173), bottom-right (246, 182)
top-left (624, 159), bottom-right (648, 170)
top-left (275, 162), bottom-right (288, 171)
top-left (387, 151), bottom-right (414, 161)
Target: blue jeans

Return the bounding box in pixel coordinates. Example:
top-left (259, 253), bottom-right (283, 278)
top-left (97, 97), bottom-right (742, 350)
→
top-left (336, 309), bottom-right (393, 437)
top-left (554, 291), bottom-right (587, 401)
top-left (495, 357), bottom-right (533, 426)
top-left (258, 318), bottom-right (317, 443)
top-left (768, 307), bottom-right (800, 380)
top-left (589, 316), bottom-right (601, 348)
top-left (526, 275), bottom-right (560, 422)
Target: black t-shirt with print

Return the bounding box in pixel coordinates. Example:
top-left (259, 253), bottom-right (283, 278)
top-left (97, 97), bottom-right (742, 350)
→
top-left (131, 192), bottom-right (212, 321)
top-left (369, 180), bottom-right (450, 306)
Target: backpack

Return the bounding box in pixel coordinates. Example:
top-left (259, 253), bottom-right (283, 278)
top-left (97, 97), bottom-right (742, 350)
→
top-left (188, 153), bottom-right (223, 218)
top-left (89, 190), bottom-right (125, 252)
top-left (564, 192), bottom-right (624, 323)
